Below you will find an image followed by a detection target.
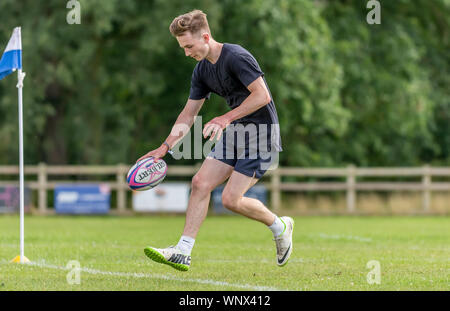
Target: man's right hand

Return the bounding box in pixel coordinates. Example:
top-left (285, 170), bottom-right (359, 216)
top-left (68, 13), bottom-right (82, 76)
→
top-left (136, 144), bottom-right (169, 163)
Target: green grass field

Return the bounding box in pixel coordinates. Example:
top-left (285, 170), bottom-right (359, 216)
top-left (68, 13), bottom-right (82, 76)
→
top-left (0, 215), bottom-right (448, 291)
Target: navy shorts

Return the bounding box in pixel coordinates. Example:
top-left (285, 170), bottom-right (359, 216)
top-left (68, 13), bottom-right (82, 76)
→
top-left (208, 123), bottom-right (279, 179)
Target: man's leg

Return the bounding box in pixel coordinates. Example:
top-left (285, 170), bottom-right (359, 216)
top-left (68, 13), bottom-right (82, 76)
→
top-left (182, 156), bottom-right (234, 238)
top-left (144, 157), bottom-right (234, 271)
top-left (221, 170), bottom-right (275, 225)
top-left (221, 170), bottom-right (294, 267)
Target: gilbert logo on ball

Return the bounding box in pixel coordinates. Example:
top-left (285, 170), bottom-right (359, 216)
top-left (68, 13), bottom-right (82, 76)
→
top-left (127, 158), bottom-right (168, 191)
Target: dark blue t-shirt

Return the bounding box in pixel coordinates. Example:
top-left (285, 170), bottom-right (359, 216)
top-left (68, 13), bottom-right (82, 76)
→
top-left (189, 43), bottom-right (282, 152)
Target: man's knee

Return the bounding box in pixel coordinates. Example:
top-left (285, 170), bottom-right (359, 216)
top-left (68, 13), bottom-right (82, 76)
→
top-left (221, 190), bottom-right (241, 212)
top-left (191, 173), bottom-right (211, 194)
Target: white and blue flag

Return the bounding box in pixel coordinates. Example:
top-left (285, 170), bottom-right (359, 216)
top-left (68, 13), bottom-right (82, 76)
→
top-left (0, 27), bottom-right (22, 81)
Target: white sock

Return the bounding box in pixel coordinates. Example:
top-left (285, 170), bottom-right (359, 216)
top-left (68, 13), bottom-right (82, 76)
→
top-left (268, 216), bottom-right (286, 237)
top-left (176, 235), bottom-right (195, 255)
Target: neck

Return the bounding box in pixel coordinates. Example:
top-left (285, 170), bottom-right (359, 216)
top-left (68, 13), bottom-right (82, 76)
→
top-left (206, 40), bottom-right (223, 64)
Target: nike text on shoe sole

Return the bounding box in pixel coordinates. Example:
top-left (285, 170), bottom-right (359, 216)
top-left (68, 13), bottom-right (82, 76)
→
top-left (144, 247), bottom-right (190, 272)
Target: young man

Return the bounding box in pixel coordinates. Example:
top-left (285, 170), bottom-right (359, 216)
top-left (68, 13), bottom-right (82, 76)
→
top-left (138, 10), bottom-right (293, 271)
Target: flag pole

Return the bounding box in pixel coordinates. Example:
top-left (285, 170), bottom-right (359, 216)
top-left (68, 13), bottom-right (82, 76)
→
top-left (16, 68), bottom-right (27, 263)
top-left (2, 27), bottom-right (29, 264)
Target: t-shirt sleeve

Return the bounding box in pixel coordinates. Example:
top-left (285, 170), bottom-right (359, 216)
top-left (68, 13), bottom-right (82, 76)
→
top-left (189, 65), bottom-right (211, 100)
top-left (229, 52), bottom-right (264, 88)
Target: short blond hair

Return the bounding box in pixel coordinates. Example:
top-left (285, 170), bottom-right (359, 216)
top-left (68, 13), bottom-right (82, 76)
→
top-left (169, 9), bottom-right (211, 37)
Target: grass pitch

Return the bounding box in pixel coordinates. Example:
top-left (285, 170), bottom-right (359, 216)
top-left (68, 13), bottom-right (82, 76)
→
top-left (0, 215), bottom-right (448, 291)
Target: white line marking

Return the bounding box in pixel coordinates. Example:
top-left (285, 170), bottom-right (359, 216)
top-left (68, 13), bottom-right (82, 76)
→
top-left (3, 260), bottom-right (287, 291)
top-left (314, 233), bottom-right (373, 242)
top-left (202, 258), bottom-right (305, 264)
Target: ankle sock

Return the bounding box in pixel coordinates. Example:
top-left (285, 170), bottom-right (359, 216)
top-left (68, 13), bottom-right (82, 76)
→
top-left (268, 216), bottom-right (286, 237)
top-left (176, 235), bottom-right (195, 255)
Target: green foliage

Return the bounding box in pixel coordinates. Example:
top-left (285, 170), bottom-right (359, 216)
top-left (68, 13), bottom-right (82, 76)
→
top-left (219, 0), bottom-right (350, 167)
top-left (323, 0), bottom-right (449, 166)
top-left (0, 0), bottom-right (448, 166)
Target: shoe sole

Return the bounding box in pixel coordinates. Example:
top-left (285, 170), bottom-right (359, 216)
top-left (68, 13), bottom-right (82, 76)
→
top-left (277, 217), bottom-right (294, 267)
top-left (144, 247), bottom-right (189, 272)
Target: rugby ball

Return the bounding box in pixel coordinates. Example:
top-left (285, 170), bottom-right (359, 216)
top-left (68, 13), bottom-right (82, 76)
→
top-left (127, 157), bottom-right (168, 191)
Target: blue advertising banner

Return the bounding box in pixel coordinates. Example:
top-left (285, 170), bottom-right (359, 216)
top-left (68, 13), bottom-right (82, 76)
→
top-left (54, 184), bottom-right (111, 214)
top-left (212, 184), bottom-right (267, 214)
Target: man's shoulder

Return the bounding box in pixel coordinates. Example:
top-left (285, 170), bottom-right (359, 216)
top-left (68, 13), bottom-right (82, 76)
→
top-left (224, 43), bottom-right (254, 59)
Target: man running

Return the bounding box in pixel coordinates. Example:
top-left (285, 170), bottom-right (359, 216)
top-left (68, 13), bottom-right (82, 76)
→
top-left (138, 9), bottom-right (293, 271)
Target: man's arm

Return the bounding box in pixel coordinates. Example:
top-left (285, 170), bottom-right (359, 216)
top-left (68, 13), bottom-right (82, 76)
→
top-left (137, 98), bottom-right (205, 161)
top-left (165, 98), bottom-right (205, 149)
top-left (203, 76), bottom-right (271, 141)
top-left (222, 76), bottom-right (271, 123)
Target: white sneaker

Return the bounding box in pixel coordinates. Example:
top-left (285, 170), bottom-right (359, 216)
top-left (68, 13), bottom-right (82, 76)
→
top-left (144, 246), bottom-right (191, 271)
top-left (273, 216), bottom-right (294, 266)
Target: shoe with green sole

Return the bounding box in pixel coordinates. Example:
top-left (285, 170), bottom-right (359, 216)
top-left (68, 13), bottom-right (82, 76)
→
top-left (274, 216), bottom-right (294, 267)
top-left (144, 246), bottom-right (190, 271)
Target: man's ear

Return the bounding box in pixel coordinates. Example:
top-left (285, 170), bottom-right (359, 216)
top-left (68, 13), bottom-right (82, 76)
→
top-left (201, 32), bottom-right (210, 43)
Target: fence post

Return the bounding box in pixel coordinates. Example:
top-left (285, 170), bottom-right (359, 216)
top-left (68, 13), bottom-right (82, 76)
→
top-left (116, 164), bottom-right (127, 213)
top-left (271, 168), bottom-right (281, 213)
top-left (422, 164), bottom-right (431, 212)
top-left (38, 162), bottom-right (47, 215)
top-left (346, 165), bottom-right (356, 213)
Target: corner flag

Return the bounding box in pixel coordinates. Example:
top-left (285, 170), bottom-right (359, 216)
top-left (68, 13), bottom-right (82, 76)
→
top-left (0, 27), bottom-right (22, 80)
top-left (1, 27), bottom-right (29, 264)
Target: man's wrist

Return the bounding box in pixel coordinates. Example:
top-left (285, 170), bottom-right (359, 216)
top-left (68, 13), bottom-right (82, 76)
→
top-left (222, 113), bottom-right (234, 126)
top-left (162, 141), bottom-right (171, 150)
top-left (162, 141), bottom-right (174, 155)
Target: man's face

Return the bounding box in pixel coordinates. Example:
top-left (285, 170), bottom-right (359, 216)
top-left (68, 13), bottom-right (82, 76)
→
top-left (176, 31), bottom-right (210, 61)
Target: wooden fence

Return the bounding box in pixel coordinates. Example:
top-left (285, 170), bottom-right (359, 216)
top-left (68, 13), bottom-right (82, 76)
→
top-left (0, 164), bottom-right (449, 214)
